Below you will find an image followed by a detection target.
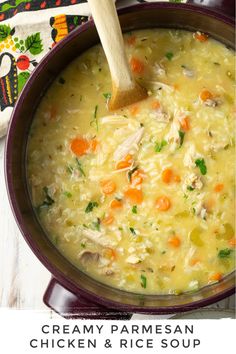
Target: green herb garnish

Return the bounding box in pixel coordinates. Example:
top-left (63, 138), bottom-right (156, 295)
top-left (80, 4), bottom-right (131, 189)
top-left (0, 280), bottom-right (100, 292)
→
top-left (67, 165), bottom-right (74, 174)
top-left (218, 248), bottom-right (232, 258)
top-left (76, 158), bottom-right (86, 176)
top-left (154, 139), bottom-right (167, 153)
top-left (103, 92), bottom-right (111, 100)
top-left (178, 130), bottom-right (185, 147)
top-left (81, 243), bottom-right (86, 248)
top-left (90, 104), bottom-right (99, 131)
top-left (64, 191), bottom-right (72, 198)
top-left (187, 186), bottom-right (194, 191)
top-left (92, 218), bottom-right (101, 231)
top-left (58, 77), bottom-right (65, 84)
top-left (38, 186), bottom-right (55, 210)
top-left (140, 274), bottom-right (147, 288)
top-left (132, 205), bottom-right (138, 214)
top-left (165, 52), bottom-right (174, 61)
top-left (129, 227), bottom-right (136, 235)
top-left (85, 201), bottom-right (99, 213)
top-left (195, 158), bottom-right (207, 175)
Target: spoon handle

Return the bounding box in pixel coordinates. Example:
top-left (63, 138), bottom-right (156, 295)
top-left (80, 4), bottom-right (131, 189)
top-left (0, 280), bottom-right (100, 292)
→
top-left (87, 0), bottom-right (134, 91)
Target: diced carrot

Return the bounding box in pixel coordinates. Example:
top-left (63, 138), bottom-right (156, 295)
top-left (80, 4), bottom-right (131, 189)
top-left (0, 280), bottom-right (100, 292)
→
top-left (124, 154), bottom-right (133, 163)
top-left (104, 248), bottom-right (117, 260)
top-left (214, 183), bottom-right (224, 193)
top-left (127, 35), bottom-right (136, 46)
top-left (229, 238), bottom-right (236, 247)
top-left (129, 104), bottom-right (140, 116)
top-left (156, 196), bottom-right (171, 211)
top-left (168, 236), bottom-right (181, 248)
top-left (131, 169), bottom-right (143, 187)
top-left (151, 100), bottom-right (161, 110)
top-left (161, 168), bottom-right (173, 184)
top-left (102, 214), bottom-right (114, 225)
top-left (116, 160), bottom-right (132, 170)
top-left (180, 117), bottom-right (190, 131)
top-left (49, 106), bottom-right (57, 120)
top-left (100, 180), bottom-right (116, 195)
top-left (130, 57), bottom-right (145, 74)
top-left (70, 137), bottom-right (90, 157)
top-left (125, 188), bottom-right (143, 204)
top-left (200, 89), bottom-right (213, 102)
top-left (90, 139), bottom-right (99, 153)
top-left (173, 175), bottom-right (181, 183)
top-left (110, 199), bottom-right (123, 209)
top-left (209, 272), bottom-right (222, 282)
top-left (189, 258), bottom-right (200, 266)
top-left (194, 31), bottom-right (208, 42)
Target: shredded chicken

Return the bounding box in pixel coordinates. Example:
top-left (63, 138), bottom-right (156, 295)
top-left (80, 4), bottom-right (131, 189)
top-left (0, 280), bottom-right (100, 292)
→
top-left (165, 118), bottom-right (181, 149)
top-left (113, 127), bottom-right (144, 161)
top-left (101, 115), bottom-right (134, 125)
top-left (183, 144), bottom-right (199, 168)
top-left (82, 229), bottom-right (115, 247)
top-left (204, 98), bottom-right (218, 107)
top-left (182, 67), bottom-right (194, 78)
top-left (183, 173), bottom-right (203, 191)
top-left (153, 62), bottom-right (166, 77)
top-left (126, 255), bottom-right (141, 264)
top-left (195, 202), bottom-right (207, 220)
top-left (150, 108), bottom-right (171, 123)
top-left (78, 250), bottom-right (100, 265)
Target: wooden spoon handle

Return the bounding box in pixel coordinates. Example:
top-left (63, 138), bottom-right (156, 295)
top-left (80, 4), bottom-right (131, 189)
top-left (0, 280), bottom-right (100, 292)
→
top-left (87, 0), bottom-right (134, 91)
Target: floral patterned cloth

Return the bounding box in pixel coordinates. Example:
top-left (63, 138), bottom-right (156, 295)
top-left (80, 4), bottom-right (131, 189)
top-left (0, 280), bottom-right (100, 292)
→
top-left (0, 0), bottom-right (185, 137)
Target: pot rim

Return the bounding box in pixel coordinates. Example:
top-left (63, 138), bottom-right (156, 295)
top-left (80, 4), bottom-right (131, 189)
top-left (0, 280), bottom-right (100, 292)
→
top-left (5, 2), bottom-right (235, 313)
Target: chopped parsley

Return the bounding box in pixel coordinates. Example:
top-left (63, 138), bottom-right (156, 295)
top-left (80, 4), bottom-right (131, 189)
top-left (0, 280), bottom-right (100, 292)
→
top-left (154, 139), bottom-right (167, 153)
top-left (187, 186), bottom-right (194, 191)
top-left (67, 164), bottom-right (74, 174)
top-left (195, 158), bottom-right (207, 175)
top-left (132, 205), bottom-right (138, 214)
top-left (103, 92), bottom-right (111, 100)
top-left (38, 187), bottom-right (55, 210)
top-left (58, 77), bottom-right (65, 84)
top-left (165, 52), bottom-right (174, 61)
top-left (178, 130), bottom-right (185, 147)
top-left (90, 104), bottom-right (99, 131)
top-left (85, 201), bottom-right (98, 213)
top-left (129, 227), bottom-right (136, 235)
top-left (140, 274), bottom-right (147, 288)
top-left (218, 248), bottom-right (232, 258)
top-left (128, 166), bottom-right (139, 182)
top-left (92, 218), bottom-right (101, 231)
top-left (64, 191), bottom-right (72, 198)
top-left (76, 158), bottom-right (86, 177)
top-left (80, 243), bottom-right (86, 248)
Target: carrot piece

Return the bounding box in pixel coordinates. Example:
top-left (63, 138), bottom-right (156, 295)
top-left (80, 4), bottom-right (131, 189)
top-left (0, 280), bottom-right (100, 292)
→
top-left (125, 188), bottom-right (143, 204)
top-left (90, 139), bottom-right (99, 153)
top-left (104, 248), bottom-right (117, 260)
top-left (199, 89), bottom-right (213, 102)
top-left (194, 32), bottom-right (208, 42)
top-left (116, 160), bottom-right (132, 170)
top-left (130, 57), bottom-right (145, 74)
top-left (70, 137), bottom-right (90, 157)
top-left (129, 104), bottom-right (140, 116)
top-left (131, 169), bottom-right (143, 187)
top-left (168, 236), bottom-right (181, 248)
top-left (156, 196), bottom-right (171, 211)
top-left (214, 183), bottom-right (224, 193)
top-left (127, 35), bottom-right (136, 46)
top-left (189, 258), bottom-right (200, 266)
top-left (151, 100), bottom-right (161, 110)
top-left (110, 199), bottom-right (123, 209)
top-left (124, 154), bottom-right (133, 163)
top-left (209, 272), bottom-right (222, 282)
top-left (100, 180), bottom-right (116, 195)
top-left (102, 214), bottom-right (114, 225)
top-left (161, 168), bottom-right (173, 184)
top-left (180, 117), bottom-right (190, 131)
top-left (173, 175), bottom-right (181, 183)
top-left (229, 238), bottom-right (236, 247)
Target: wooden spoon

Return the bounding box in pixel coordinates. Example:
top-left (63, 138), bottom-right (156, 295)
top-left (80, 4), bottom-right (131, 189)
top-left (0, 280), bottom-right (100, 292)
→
top-left (87, 0), bottom-right (147, 111)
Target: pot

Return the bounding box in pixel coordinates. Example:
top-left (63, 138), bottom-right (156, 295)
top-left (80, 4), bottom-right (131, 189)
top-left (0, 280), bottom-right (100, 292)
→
top-left (5, 2), bottom-right (235, 319)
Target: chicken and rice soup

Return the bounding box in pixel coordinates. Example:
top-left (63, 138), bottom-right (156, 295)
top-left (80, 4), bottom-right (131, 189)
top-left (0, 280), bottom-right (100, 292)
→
top-left (27, 29), bottom-right (235, 294)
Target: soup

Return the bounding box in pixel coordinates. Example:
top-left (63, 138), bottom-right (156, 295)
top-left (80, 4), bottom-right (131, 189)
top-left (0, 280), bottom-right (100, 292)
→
top-left (27, 29), bottom-right (235, 294)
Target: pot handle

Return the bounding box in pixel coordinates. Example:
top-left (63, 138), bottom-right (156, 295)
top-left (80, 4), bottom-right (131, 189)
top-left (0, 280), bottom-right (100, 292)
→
top-left (188, 0), bottom-right (235, 18)
top-left (43, 277), bottom-right (132, 320)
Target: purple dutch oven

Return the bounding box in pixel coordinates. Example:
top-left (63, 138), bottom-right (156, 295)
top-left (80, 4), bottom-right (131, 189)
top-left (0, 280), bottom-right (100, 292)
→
top-left (5, 1), bottom-right (235, 319)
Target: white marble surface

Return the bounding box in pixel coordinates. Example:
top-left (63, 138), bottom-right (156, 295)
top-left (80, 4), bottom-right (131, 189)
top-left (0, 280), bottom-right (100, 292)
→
top-left (0, 136), bottom-right (234, 317)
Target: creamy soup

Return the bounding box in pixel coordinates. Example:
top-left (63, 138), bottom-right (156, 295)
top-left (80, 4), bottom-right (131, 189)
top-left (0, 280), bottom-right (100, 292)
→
top-left (27, 29), bottom-right (235, 294)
